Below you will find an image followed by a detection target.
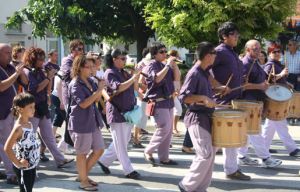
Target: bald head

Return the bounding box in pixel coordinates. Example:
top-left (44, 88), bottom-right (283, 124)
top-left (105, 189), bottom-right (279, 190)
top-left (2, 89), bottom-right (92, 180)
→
top-left (0, 43), bottom-right (12, 67)
top-left (245, 40), bottom-right (261, 59)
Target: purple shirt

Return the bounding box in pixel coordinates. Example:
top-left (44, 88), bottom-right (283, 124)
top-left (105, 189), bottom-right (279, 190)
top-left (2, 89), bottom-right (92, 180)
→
top-left (212, 43), bottom-right (243, 104)
top-left (242, 54), bottom-right (267, 101)
top-left (143, 60), bottom-right (175, 108)
top-left (178, 64), bottom-right (213, 133)
top-left (264, 59), bottom-right (287, 84)
top-left (104, 67), bottom-right (136, 124)
top-left (0, 64), bottom-right (17, 120)
top-left (68, 77), bottom-right (104, 133)
top-left (61, 55), bottom-right (73, 105)
top-left (24, 68), bottom-right (50, 118)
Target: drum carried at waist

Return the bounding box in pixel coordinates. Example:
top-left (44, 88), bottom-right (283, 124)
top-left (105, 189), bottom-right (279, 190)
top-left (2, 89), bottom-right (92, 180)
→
top-left (232, 100), bottom-right (263, 135)
top-left (212, 109), bottom-right (247, 148)
top-left (289, 91), bottom-right (300, 118)
top-left (264, 84), bottom-right (292, 121)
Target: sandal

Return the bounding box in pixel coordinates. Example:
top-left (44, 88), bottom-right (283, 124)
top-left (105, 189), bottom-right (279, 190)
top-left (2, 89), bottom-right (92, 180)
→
top-left (75, 178), bottom-right (98, 186)
top-left (144, 153), bottom-right (156, 166)
top-left (57, 158), bottom-right (74, 168)
top-left (79, 185), bottom-right (98, 191)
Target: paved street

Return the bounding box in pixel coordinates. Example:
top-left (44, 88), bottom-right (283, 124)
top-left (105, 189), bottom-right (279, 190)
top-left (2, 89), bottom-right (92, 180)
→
top-left (1, 120), bottom-right (300, 192)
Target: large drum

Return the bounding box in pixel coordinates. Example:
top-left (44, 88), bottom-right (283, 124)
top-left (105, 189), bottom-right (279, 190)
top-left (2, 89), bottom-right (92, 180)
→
top-left (232, 100), bottom-right (263, 135)
top-left (289, 92), bottom-right (300, 118)
top-left (212, 109), bottom-right (248, 148)
top-left (264, 84), bottom-right (292, 121)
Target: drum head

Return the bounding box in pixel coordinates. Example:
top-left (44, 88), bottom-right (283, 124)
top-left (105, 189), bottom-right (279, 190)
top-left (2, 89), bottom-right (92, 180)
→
top-left (265, 84), bottom-right (292, 101)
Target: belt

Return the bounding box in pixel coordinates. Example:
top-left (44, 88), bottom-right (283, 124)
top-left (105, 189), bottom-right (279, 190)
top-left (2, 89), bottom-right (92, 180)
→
top-left (150, 95), bottom-right (173, 102)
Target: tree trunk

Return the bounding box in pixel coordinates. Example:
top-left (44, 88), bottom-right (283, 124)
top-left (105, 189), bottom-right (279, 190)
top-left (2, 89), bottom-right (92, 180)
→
top-left (136, 34), bottom-right (149, 62)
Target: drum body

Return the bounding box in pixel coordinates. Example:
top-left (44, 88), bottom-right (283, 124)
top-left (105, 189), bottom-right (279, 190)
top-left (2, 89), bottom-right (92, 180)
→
top-left (232, 100), bottom-right (263, 135)
top-left (264, 84), bottom-right (292, 121)
top-left (212, 109), bottom-right (247, 148)
top-left (289, 92), bottom-right (300, 118)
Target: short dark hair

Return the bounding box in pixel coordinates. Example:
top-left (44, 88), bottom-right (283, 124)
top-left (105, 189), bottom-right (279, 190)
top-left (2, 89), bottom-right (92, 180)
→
top-left (149, 43), bottom-right (166, 58)
top-left (142, 47), bottom-right (150, 58)
top-left (12, 93), bottom-right (35, 117)
top-left (104, 49), bottom-right (127, 69)
top-left (69, 39), bottom-right (84, 52)
top-left (195, 42), bottom-right (215, 60)
top-left (48, 49), bottom-right (57, 56)
top-left (218, 22), bottom-right (239, 42)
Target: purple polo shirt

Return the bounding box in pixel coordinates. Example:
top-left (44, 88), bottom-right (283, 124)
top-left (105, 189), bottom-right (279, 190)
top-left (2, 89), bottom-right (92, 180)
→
top-left (0, 64), bottom-right (17, 120)
top-left (61, 55), bottom-right (73, 105)
top-left (263, 59), bottom-right (287, 84)
top-left (143, 60), bottom-right (175, 108)
top-left (212, 43), bottom-right (243, 104)
top-left (104, 67), bottom-right (136, 124)
top-left (178, 64), bottom-right (214, 133)
top-left (68, 77), bottom-right (104, 133)
top-left (242, 54), bottom-right (267, 101)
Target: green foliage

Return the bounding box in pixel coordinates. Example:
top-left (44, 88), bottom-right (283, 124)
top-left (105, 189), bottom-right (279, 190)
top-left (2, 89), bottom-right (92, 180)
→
top-left (144, 0), bottom-right (297, 50)
top-left (6, 0), bottom-right (153, 52)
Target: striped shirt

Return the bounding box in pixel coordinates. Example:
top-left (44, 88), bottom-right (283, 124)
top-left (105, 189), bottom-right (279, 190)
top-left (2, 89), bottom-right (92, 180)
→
top-left (284, 50), bottom-right (300, 74)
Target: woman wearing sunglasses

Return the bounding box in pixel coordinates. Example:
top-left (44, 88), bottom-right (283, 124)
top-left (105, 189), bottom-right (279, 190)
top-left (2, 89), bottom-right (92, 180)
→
top-left (143, 43), bottom-right (179, 166)
top-left (262, 43), bottom-right (300, 157)
top-left (98, 49), bottom-right (142, 179)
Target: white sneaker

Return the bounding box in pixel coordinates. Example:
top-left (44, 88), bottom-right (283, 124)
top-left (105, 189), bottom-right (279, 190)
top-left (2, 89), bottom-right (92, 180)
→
top-left (262, 157), bottom-right (282, 168)
top-left (238, 156), bottom-right (259, 165)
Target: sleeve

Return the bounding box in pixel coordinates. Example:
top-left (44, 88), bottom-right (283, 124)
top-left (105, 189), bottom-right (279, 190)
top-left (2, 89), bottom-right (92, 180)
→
top-left (61, 58), bottom-right (73, 84)
top-left (106, 72), bottom-right (121, 92)
top-left (144, 63), bottom-right (167, 88)
top-left (26, 71), bottom-right (39, 95)
top-left (263, 63), bottom-right (272, 74)
top-left (178, 72), bottom-right (197, 104)
top-left (70, 83), bottom-right (86, 106)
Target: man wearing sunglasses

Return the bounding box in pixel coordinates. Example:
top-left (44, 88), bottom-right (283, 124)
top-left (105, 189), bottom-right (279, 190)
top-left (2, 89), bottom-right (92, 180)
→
top-left (211, 21), bottom-right (251, 180)
top-left (59, 39), bottom-right (84, 154)
top-left (284, 39), bottom-right (300, 125)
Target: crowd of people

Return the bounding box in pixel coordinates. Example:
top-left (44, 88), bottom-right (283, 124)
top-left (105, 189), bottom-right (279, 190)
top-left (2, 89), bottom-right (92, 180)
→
top-left (0, 21), bottom-right (300, 192)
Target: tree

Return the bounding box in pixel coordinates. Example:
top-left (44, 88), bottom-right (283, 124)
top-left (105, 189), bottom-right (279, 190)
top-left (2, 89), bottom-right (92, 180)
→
top-left (6, 0), bottom-right (154, 60)
top-left (144, 0), bottom-right (297, 51)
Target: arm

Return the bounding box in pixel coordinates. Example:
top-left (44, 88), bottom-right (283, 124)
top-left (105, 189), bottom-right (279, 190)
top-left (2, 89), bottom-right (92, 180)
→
top-left (4, 126), bottom-right (29, 168)
top-left (0, 64), bottom-right (24, 92)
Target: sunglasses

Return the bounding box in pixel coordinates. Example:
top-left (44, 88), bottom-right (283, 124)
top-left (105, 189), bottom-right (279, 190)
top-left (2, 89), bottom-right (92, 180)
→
top-left (228, 32), bottom-right (240, 37)
top-left (271, 50), bottom-right (281, 54)
top-left (75, 47), bottom-right (84, 51)
top-left (209, 50), bottom-right (217, 55)
top-left (158, 50), bottom-right (168, 54)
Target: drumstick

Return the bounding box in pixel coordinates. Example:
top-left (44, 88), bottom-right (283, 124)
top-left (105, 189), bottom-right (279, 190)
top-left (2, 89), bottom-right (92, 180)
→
top-left (272, 64), bottom-right (276, 84)
top-left (195, 102), bottom-right (232, 108)
top-left (230, 84), bottom-right (247, 92)
top-left (267, 64), bottom-right (274, 83)
top-left (245, 60), bottom-right (256, 83)
top-left (216, 73), bottom-right (233, 98)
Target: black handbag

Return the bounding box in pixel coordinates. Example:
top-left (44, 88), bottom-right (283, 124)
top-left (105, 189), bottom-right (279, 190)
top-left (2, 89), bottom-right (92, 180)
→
top-left (64, 98), bottom-right (74, 147)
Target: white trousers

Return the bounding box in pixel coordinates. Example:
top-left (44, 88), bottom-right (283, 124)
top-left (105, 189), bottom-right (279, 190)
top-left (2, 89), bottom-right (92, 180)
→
top-left (262, 119), bottom-right (298, 153)
top-left (238, 134), bottom-right (270, 159)
top-left (223, 148), bottom-right (239, 175)
top-left (99, 122), bottom-right (134, 175)
top-left (173, 96), bottom-right (183, 117)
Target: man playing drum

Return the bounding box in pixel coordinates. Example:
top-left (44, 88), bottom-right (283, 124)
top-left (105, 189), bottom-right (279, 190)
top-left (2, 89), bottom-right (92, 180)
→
top-left (211, 21), bottom-right (251, 180)
top-left (262, 43), bottom-right (300, 157)
top-left (178, 41), bottom-right (217, 192)
top-left (238, 40), bottom-right (282, 168)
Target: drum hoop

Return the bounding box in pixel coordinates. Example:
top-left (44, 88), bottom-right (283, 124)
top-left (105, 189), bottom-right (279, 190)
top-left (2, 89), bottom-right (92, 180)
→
top-left (213, 109), bottom-right (247, 118)
top-left (265, 83), bottom-right (293, 101)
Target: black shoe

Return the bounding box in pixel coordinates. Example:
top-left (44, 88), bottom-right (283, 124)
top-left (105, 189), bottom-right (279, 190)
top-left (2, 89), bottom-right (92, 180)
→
top-left (98, 162), bottom-right (111, 174)
top-left (226, 170), bottom-right (251, 180)
top-left (6, 176), bottom-right (18, 185)
top-left (132, 142), bottom-right (145, 148)
top-left (140, 129), bottom-right (149, 135)
top-left (178, 183), bottom-right (187, 192)
top-left (0, 171), bottom-right (6, 180)
top-left (144, 153), bottom-right (156, 166)
top-left (160, 159), bottom-right (178, 165)
top-left (125, 171), bottom-right (141, 179)
top-left (40, 153), bottom-right (49, 162)
top-left (269, 149), bottom-right (278, 153)
top-left (289, 148), bottom-right (300, 157)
